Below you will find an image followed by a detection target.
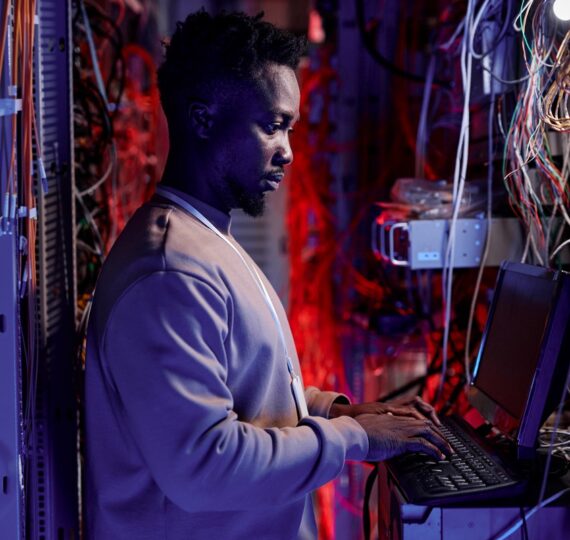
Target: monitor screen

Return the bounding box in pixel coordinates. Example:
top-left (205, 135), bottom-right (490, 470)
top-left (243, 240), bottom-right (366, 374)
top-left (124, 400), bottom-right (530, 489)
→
top-left (469, 260), bottom-right (570, 459)
top-left (472, 264), bottom-right (558, 420)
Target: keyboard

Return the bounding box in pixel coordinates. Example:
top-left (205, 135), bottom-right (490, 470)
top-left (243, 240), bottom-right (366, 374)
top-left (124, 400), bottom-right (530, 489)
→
top-left (387, 416), bottom-right (527, 505)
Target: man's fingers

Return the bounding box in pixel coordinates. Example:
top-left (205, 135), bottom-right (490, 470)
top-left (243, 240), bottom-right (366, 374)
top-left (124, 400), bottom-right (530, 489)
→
top-left (424, 407), bottom-right (441, 426)
top-left (430, 410), bottom-right (442, 426)
top-left (355, 413), bottom-right (454, 461)
top-left (387, 417), bottom-right (452, 457)
top-left (424, 420), bottom-right (446, 441)
top-left (412, 397), bottom-right (442, 426)
top-left (418, 422), bottom-right (453, 456)
top-left (390, 406), bottom-right (425, 422)
top-left (408, 437), bottom-right (445, 461)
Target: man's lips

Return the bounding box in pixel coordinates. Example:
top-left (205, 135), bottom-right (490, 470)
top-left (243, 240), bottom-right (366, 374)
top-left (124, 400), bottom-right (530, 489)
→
top-left (263, 172), bottom-right (284, 191)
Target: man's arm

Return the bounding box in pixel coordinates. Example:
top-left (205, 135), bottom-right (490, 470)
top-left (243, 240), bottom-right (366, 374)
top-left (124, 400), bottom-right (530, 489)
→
top-left (304, 386), bottom-right (349, 418)
top-left (100, 271), bottom-right (450, 515)
top-left (100, 271), bottom-right (369, 514)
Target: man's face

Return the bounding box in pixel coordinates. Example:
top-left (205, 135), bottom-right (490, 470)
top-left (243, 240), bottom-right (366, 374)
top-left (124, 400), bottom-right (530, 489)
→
top-left (209, 63), bottom-right (300, 217)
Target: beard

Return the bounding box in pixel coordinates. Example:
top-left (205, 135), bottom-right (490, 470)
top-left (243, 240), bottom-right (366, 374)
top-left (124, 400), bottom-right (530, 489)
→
top-left (226, 176), bottom-right (266, 217)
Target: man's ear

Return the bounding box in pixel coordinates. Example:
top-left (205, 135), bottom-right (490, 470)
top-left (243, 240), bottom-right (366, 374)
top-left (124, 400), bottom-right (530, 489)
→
top-left (188, 101), bottom-right (214, 138)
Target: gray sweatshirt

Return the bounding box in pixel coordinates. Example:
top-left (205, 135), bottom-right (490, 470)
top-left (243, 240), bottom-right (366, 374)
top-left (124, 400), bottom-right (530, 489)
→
top-left (85, 188), bottom-right (369, 539)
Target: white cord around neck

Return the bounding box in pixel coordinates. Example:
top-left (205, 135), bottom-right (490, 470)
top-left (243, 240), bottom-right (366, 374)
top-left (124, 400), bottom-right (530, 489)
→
top-left (155, 185), bottom-right (309, 419)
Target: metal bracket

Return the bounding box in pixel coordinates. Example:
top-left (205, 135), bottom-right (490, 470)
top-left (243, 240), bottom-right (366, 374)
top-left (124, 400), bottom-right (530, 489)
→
top-left (389, 222), bottom-right (410, 267)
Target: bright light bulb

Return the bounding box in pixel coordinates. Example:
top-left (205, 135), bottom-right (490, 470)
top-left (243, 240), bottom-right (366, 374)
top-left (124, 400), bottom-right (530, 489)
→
top-left (553, 0), bottom-right (570, 21)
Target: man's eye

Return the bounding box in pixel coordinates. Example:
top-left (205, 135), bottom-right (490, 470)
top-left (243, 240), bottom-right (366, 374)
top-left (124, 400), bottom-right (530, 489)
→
top-left (265, 123), bottom-right (281, 134)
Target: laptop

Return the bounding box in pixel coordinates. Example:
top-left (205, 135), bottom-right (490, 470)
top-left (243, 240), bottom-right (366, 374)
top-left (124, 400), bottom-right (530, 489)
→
top-left (386, 261), bottom-right (570, 505)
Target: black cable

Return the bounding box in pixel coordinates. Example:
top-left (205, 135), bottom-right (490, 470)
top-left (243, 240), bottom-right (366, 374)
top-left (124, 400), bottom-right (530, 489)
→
top-left (363, 466), bottom-right (378, 540)
top-left (378, 324), bottom-right (444, 402)
top-left (378, 371), bottom-right (429, 402)
top-left (377, 315), bottom-right (470, 406)
top-left (519, 507), bottom-right (529, 540)
top-left (355, 0), bottom-right (451, 88)
top-left (439, 373), bottom-right (467, 416)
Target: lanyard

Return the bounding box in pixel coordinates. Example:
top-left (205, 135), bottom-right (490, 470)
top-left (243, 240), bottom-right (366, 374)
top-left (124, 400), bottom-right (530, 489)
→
top-left (156, 185), bottom-right (309, 419)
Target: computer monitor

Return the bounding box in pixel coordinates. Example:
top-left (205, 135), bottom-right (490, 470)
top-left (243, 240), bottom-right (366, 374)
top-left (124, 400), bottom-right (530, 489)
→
top-left (469, 261), bottom-right (570, 459)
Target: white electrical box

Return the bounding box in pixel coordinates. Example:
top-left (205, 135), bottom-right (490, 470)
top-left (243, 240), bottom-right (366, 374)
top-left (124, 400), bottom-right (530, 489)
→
top-left (372, 218), bottom-right (525, 269)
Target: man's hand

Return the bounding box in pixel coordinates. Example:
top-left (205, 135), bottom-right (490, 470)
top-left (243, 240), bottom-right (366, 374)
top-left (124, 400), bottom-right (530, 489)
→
top-left (329, 396), bottom-right (441, 425)
top-left (353, 413), bottom-right (452, 462)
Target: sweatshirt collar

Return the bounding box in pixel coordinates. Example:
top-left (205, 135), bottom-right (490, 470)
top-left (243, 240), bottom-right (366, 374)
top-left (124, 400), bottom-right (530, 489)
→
top-left (153, 185), bottom-right (232, 235)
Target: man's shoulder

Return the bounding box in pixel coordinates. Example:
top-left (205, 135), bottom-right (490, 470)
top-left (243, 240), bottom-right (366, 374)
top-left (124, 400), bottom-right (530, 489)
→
top-left (97, 199), bottom-right (233, 299)
top-left (89, 200), bottom-right (229, 339)
top-left (105, 200), bottom-right (220, 278)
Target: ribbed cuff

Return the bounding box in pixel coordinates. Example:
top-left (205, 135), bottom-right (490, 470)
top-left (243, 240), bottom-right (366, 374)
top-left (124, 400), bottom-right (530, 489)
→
top-left (304, 386), bottom-right (351, 418)
top-left (324, 416), bottom-right (369, 461)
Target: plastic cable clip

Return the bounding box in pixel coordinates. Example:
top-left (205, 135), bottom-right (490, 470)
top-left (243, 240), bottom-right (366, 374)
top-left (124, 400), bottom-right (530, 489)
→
top-left (17, 207), bottom-right (37, 220)
top-left (0, 98), bottom-right (22, 116)
top-left (38, 158), bottom-right (48, 193)
top-left (10, 194), bottom-right (17, 220)
top-left (19, 235), bottom-right (28, 254)
top-left (2, 193), bottom-right (9, 219)
top-left (19, 265), bottom-right (28, 299)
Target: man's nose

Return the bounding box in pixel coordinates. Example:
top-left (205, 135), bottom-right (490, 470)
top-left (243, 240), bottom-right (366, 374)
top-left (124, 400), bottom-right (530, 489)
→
top-left (274, 133), bottom-right (293, 165)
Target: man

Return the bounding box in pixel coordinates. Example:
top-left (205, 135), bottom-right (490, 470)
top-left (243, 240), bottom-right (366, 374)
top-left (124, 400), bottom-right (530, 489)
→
top-left (85, 10), bottom-right (450, 539)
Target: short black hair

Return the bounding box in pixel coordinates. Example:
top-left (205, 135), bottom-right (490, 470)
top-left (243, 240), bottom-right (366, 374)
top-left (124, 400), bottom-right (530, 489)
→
top-left (157, 10), bottom-right (307, 126)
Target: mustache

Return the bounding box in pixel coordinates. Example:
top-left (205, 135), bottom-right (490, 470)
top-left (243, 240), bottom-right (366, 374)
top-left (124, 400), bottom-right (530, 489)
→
top-left (263, 170), bottom-right (284, 178)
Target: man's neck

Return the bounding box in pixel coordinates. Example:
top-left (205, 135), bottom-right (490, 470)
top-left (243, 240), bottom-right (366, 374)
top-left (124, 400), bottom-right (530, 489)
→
top-left (160, 151), bottom-right (230, 215)
top-left (156, 184), bottom-right (232, 234)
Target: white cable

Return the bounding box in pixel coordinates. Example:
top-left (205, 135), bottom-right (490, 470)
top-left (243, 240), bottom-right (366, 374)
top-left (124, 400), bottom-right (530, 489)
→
top-left (415, 56), bottom-right (436, 179)
top-left (76, 239), bottom-right (103, 257)
top-left (468, 0), bottom-right (493, 59)
top-left (155, 185), bottom-right (309, 418)
top-left (559, 196), bottom-right (570, 227)
top-left (494, 488), bottom-right (570, 540)
top-left (494, 356), bottom-right (570, 540)
top-left (512, 0), bottom-right (534, 33)
top-left (79, 0), bottom-right (110, 111)
top-left (440, 0), bottom-right (477, 394)
top-left (76, 145), bottom-right (115, 197)
top-left (74, 189), bottom-right (105, 256)
top-left (439, 19), bottom-right (466, 51)
top-left (539, 428), bottom-right (570, 437)
top-left (536, 356), bottom-right (570, 518)
top-left (550, 237), bottom-right (570, 260)
top-left (464, 88), bottom-right (496, 384)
